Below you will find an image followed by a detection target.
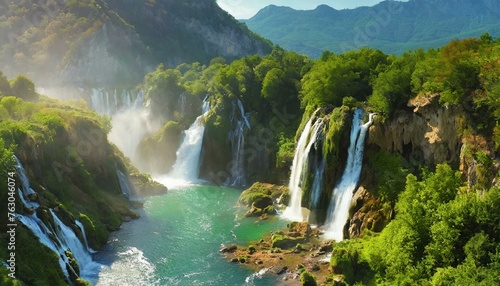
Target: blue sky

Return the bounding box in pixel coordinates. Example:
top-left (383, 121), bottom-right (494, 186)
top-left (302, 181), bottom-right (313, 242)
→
top-left (217, 0), bottom-right (399, 19)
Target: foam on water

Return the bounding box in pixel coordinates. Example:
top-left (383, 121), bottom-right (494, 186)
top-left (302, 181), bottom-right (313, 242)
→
top-left (97, 247), bottom-right (159, 286)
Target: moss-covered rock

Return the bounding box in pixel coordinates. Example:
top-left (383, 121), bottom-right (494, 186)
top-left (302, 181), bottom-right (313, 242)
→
top-left (300, 270), bottom-right (318, 286)
top-left (239, 182), bottom-right (289, 206)
top-left (240, 182), bottom-right (289, 217)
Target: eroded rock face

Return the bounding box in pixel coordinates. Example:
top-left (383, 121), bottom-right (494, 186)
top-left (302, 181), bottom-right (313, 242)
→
top-left (3, 0), bottom-right (271, 86)
top-left (368, 98), bottom-right (461, 167)
top-left (60, 23), bottom-right (147, 86)
top-left (346, 187), bottom-right (391, 239)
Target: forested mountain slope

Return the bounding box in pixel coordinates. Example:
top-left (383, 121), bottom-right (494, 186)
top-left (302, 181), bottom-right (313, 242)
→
top-left (0, 0), bottom-right (272, 86)
top-left (244, 0), bottom-right (500, 57)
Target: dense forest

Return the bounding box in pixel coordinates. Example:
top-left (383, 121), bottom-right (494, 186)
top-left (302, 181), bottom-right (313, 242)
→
top-left (0, 2), bottom-right (499, 282)
top-left (126, 34), bottom-right (500, 285)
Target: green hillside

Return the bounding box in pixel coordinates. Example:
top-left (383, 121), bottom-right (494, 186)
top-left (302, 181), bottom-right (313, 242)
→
top-left (244, 0), bottom-right (500, 57)
top-left (0, 0), bottom-right (272, 86)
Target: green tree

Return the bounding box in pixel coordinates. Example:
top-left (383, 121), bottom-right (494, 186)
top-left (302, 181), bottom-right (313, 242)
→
top-left (0, 71), bottom-right (12, 95)
top-left (10, 74), bottom-right (38, 101)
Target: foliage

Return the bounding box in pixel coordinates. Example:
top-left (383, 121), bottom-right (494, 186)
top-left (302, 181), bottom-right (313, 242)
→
top-left (332, 165), bottom-right (500, 285)
top-left (0, 76), bottom-right (144, 285)
top-left (369, 151), bottom-right (409, 203)
top-left (300, 49), bottom-right (388, 109)
top-left (299, 270), bottom-right (318, 286)
top-left (9, 75), bottom-right (39, 101)
top-left (0, 0), bottom-right (272, 85)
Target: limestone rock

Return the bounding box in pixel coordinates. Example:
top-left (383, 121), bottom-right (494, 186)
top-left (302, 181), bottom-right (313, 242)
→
top-left (368, 97), bottom-right (461, 167)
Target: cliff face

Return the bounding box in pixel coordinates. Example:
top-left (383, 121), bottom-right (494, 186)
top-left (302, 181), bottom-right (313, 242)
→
top-left (0, 0), bottom-right (272, 86)
top-left (368, 96), bottom-right (462, 167)
top-left (59, 22), bottom-right (147, 85)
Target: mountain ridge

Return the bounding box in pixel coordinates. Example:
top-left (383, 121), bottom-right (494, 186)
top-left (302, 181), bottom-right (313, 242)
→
top-left (244, 0), bottom-right (500, 57)
top-left (0, 0), bottom-right (272, 86)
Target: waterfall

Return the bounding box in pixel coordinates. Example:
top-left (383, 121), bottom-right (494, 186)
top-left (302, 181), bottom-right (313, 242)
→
top-left (13, 156), bottom-right (38, 209)
top-left (178, 93), bottom-right (187, 115)
top-left (224, 99), bottom-right (251, 187)
top-left (282, 110), bottom-right (323, 222)
top-left (170, 97), bottom-right (211, 181)
top-left (36, 86), bottom-right (143, 116)
top-left (13, 156), bottom-right (100, 283)
top-left (88, 88), bottom-right (143, 116)
top-left (117, 170), bottom-right (134, 199)
top-left (309, 158), bottom-right (325, 210)
top-left (107, 90), bottom-right (151, 163)
top-left (323, 109), bottom-right (375, 241)
top-left (48, 209), bottom-right (101, 279)
top-left (75, 220), bottom-right (96, 254)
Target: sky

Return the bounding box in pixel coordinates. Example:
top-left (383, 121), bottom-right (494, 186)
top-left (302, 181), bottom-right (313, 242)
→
top-left (217, 0), bottom-right (393, 19)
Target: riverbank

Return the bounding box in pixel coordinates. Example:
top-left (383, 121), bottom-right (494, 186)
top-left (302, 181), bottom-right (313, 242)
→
top-left (222, 221), bottom-right (337, 285)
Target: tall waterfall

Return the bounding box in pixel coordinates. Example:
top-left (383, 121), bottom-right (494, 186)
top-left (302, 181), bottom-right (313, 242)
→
top-left (282, 110), bottom-right (323, 222)
top-left (323, 109), bottom-right (375, 241)
top-left (13, 156), bottom-right (100, 283)
top-left (170, 97), bottom-right (211, 182)
top-left (224, 99), bottom-right (251, 187)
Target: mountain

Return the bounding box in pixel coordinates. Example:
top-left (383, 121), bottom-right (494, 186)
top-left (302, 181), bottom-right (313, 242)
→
top-left (244, 0), bottom-right (500, 57)
top-left (0, 0), bottom-right (272, 86)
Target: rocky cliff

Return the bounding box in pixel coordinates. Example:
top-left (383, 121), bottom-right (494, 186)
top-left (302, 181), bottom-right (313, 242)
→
top-left (368, 95), bottom-right (462, 167)
top-left (0, 0), bottom-right (272, 86)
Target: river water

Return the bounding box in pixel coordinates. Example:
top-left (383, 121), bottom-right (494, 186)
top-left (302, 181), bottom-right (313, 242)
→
top-left (94, 184), bottom-right (287, 286)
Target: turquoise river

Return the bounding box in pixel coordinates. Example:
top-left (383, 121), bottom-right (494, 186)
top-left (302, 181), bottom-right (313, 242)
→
top-left (94, 184), bottom-right (288, 285)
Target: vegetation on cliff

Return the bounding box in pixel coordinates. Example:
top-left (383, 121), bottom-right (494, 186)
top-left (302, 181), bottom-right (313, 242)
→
top-left (207, 35), bottom-right (498, 284)
top-left (0, 74), bottom-right (164, 285)
top-left (0, 0), bottom-right (272, 85)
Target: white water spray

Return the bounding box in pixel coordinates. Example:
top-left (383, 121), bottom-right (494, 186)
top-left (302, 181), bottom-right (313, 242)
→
top-left (170, 97), bottom-right (210, 182)
top-left (282, 110), bottom-right (323, 222)
top-left (323, 109), bottom-right (375, 240)
top-left (225, 99), bottom-right (251, 187)
top-left (13, 156), bottom-right (101, 283)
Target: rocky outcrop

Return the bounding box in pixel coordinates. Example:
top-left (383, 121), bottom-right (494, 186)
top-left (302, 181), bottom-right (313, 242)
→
top-left (346, 187), bottom-right (391, 239)
top-left (238, 182), bottom-right (289, 218)
top-left (368, 96), bottom-right (462, 167)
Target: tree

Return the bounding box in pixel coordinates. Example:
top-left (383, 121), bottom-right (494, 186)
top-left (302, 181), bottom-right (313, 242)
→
top-left (10, 74), bottom-right (38, 101)
top-left (0, 71), bottom-right (12, 95)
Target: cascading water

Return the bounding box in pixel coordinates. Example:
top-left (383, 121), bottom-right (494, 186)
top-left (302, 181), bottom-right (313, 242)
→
top-left (178, 93), bottom-right (187, 115)
top-left (282, 110), bottom-right (323, 222)
top-left (169, 97), bottom-right (211, 182)
top-left (224, 99), bottom-right (251, 187)
top-left (323, 109), bottom-right (375, 241)
top-left (117, 170), bottom-right (134, 199)
top-left (13, 156), bottom-right (101, 283)
top-left (89, 88), bottom-right (143, 115)
top-left (75, 220), bottom-right (96, 253)
top-left (309, 158), bottom-right (325, 210)
top-left (107, 90), bottom-right (155, 163)
top-left (37, 86), bottom-right (144, 116)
